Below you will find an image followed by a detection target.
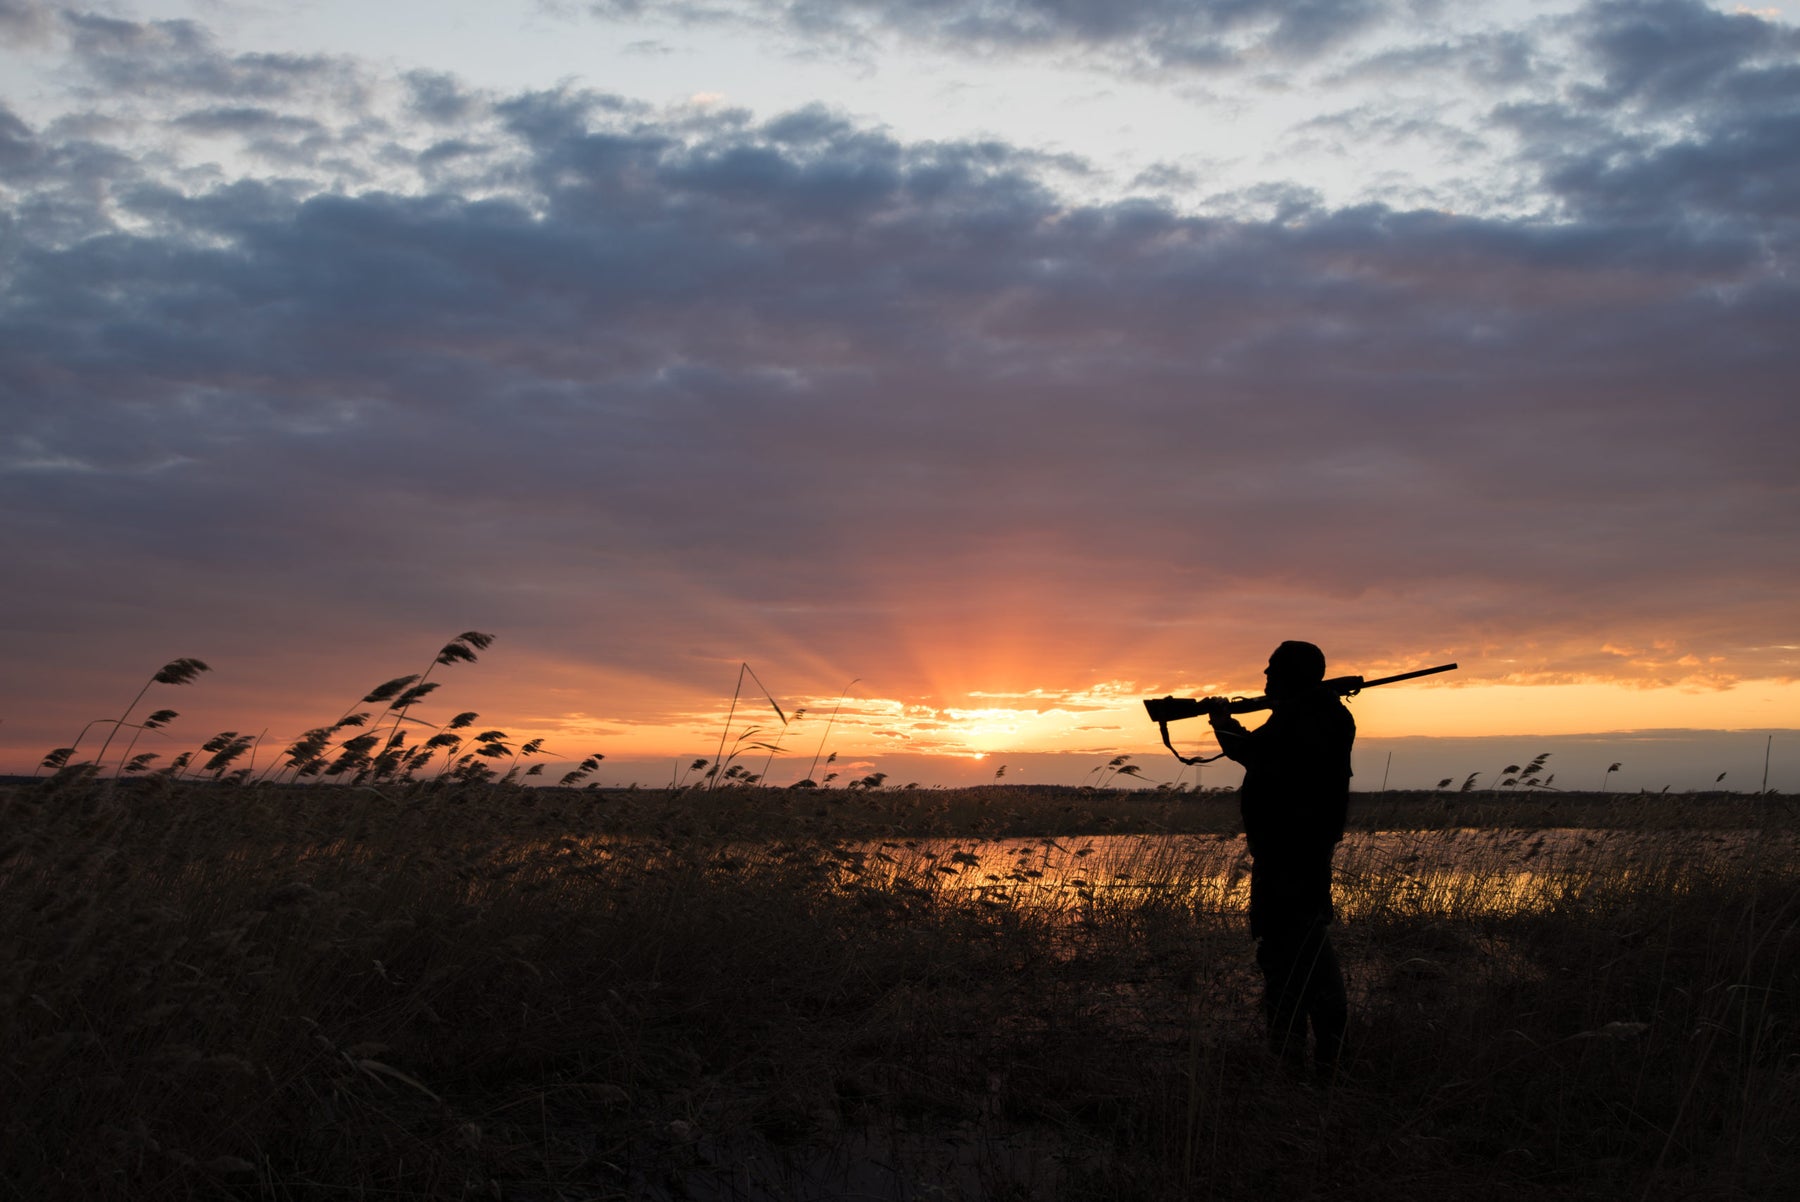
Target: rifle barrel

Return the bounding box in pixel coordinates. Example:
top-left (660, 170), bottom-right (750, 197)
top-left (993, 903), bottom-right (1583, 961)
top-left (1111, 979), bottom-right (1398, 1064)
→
top-left (1355, 663), bottom-right (1458, 691)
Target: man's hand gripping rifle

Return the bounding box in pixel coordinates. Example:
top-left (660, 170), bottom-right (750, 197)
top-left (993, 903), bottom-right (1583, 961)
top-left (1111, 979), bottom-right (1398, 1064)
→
top-left (1144, 663), bottom-right (1458, 766)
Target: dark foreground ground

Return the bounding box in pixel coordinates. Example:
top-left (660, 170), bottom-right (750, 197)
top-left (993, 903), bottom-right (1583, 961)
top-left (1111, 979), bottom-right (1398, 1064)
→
top-left (3, 781), bottom-right (1797, 1199)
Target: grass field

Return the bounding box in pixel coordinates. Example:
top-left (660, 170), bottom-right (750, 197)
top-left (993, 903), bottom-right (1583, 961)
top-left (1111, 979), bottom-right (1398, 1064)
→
top-left (4, 779), bottom-right (1797, 1199)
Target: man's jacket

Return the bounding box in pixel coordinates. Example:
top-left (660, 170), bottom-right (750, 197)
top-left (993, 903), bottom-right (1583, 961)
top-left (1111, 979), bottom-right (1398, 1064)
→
top-left (1212, 687), bottom-right (1355, 860)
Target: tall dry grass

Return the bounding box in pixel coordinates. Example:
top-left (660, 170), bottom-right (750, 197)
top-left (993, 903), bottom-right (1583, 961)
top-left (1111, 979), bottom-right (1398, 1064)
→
top-left (2, 780), bottom-right (1796, 1200)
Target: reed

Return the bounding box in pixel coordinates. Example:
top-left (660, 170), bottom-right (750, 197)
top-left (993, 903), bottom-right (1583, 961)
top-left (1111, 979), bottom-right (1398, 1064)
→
top-left (706, 661), bottom-right (788, 789)
top-left (39, 658), bottom-right (210, 781)
top-left (3, 778), bottom-right (1795, 1200)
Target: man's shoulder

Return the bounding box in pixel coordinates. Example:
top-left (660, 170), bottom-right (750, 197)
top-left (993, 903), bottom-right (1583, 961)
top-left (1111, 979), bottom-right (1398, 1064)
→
top-left (1284, 689), bottom-right (1356, 733)
top-left (1288, 687), bottom-right (1352, 714)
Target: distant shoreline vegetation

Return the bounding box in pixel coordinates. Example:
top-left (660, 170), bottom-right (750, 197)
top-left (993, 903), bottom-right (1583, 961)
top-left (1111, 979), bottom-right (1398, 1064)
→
top-left (6, 777), bottom-right (1796, 841)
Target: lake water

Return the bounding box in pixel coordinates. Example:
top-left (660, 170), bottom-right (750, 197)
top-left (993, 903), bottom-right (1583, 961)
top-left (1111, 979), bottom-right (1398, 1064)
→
top-left (829, 828), bottom-right (1794, 919)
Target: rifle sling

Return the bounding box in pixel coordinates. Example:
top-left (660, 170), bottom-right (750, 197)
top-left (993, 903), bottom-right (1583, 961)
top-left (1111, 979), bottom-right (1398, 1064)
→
top-left (1158, 719), bottom-right (1228, 766)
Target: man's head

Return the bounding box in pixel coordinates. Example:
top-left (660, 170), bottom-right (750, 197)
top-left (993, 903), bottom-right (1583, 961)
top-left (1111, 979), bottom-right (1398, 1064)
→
top-left (1264, 640), bottom-right (1327, 698)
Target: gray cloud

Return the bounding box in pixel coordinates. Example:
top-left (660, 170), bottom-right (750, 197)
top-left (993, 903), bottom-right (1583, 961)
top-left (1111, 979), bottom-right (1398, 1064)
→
top-left (62, 12), bottom-right (358, 102)
top-left (586, 0), bottom-right (1402, 72)
top-left (0, 103), bottom-right (41, 176)
top-left (404, 70), bottom-right (482, 124)
top-left (1575, 0), bottom-right (1800, 111)
top-left (170, 106), bottom-right (329, 138)
top-left (0, 0), bottom-right (55, 43)
top-left (1332, 27), bottom-right (1547, 90)
top-left (1496, 2), bottom-right (1800, 227)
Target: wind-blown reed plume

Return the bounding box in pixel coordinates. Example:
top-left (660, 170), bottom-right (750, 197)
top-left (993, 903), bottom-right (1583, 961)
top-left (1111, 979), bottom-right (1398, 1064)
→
top-left (559, 754), bottom-right (606, 787)
top-left (366, 730), bottom-right (412, 781)
top-left (274, 728), bottom-right (334, 780)
top-left (88, 657), bottom-right (210, 772)
top-left (804, 678), bottom-right (859, 787)
top-left (197, 731), bottom-right (255, 780)
top-left (275, 634), bottom-right (490, 785)
top-left (402, 711), bottom-right (481, 779)
top-left (382, 632), bottom-right (495, 749)
top-left (760, 707), bottom-right (806, 785)
top-left (712, 725), bottom-right (785, 787)
top-left (392, 682), bottom-right (441, 710)
top-left (415, 732), bottom-right (465, 769)
top-left (43, 708), bottom-right (178, 784)
top-left (437, 729), bottom-right (512, 785)
top-left (499, 737), bottom-right (547, 785)
top-left (262, 675), bottom-right (417, 783)
top-left (154, 750), bottom-right (194, 778)
top-left (436, 631), bottom-right (497, 666)
top-left (154, 658), bottom-right (209, 686)
top-left (1492, 752), bottom-right (1552, 790)
top-left (362, 676), bottom-right (420, 705)
top-left (1093, 754), bottom-right (1136, 788)
top-left (326, 733), bottom-right (381, 778)
top-left (710, 663), bottom-right (788, 790)
top-left (113, 709), bottom-right (180, 779)
top-left (470, 731), bottom-right (511, 756)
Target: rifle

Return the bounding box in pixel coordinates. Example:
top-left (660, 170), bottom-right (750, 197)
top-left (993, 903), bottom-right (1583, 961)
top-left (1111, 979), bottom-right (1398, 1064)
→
top-left (1144, 663), bottom-right (1457, 765)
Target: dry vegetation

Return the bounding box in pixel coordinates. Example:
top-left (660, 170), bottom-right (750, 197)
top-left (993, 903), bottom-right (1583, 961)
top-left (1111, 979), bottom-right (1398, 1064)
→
top-left (3, 778), bottom-right (1797, 1200)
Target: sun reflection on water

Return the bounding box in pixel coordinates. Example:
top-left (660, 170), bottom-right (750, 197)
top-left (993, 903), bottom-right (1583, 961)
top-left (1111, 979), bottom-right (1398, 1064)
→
top-left (824, 828), bottom-right (1798, 921)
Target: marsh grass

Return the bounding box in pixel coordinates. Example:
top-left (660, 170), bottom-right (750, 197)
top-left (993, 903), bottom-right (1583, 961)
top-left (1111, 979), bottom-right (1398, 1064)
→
top-left (3, 781), bottom-right (1796, 1200)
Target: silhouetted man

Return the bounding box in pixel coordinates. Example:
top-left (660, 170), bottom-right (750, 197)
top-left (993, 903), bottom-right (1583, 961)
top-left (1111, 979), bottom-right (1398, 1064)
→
top-left (1206, 640), bottom-right (1354, 1076)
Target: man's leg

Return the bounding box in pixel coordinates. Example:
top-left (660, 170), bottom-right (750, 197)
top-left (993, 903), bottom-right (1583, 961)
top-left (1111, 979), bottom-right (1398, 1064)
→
top-left (1257, 919), bottom-right (1347, 1073)
top-left (1300, 926), bottom-right (1347, 1074)
top-left (1255, 930), bottom-right (1309, 1067)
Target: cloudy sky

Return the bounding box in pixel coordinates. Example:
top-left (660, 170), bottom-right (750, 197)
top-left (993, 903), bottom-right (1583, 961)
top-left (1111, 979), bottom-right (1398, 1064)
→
top-left (3, 0), bottom-right (1797, 790)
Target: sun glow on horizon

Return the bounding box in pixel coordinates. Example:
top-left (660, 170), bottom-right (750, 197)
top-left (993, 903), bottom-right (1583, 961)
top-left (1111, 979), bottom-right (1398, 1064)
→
top-left (6, 631), bottom-right (1798, 782)
top-left (605, 676), bottom-right (1800, 770)
top-left (5, 672), bottom-right (1799, 790)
